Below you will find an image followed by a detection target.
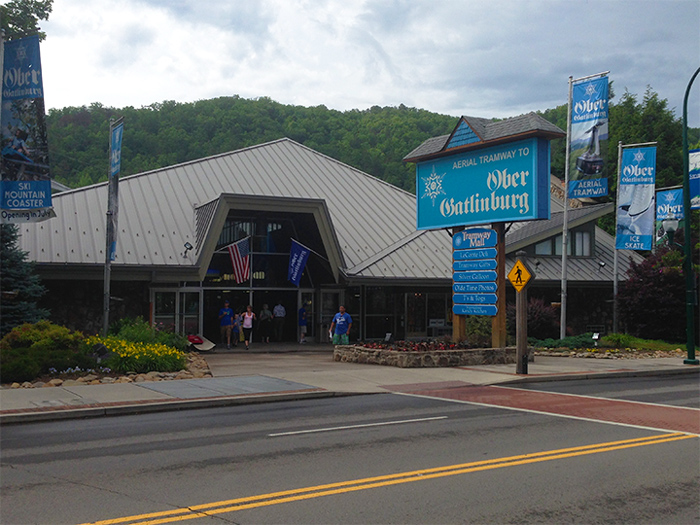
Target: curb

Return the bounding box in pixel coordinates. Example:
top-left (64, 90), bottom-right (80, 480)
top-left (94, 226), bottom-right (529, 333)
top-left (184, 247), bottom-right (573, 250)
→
top-left (0, 390), bottom-right (367, 425)
top-left (497, 366), bottom-right (700, 385)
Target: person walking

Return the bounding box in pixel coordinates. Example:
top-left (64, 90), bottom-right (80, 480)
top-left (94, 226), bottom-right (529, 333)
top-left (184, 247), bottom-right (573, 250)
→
top-left (272, 300), bottom-right (286, 342)
top-left (218, 300), bottom-right (234, 349)
top-left (241, 305), bottom-right (256, 350)
top-left (259, 303), bottom-right (273, 343)
top-left (298, 302), bottom-right (308, 344)
top-left (330, 305), bottom-right (352, 345)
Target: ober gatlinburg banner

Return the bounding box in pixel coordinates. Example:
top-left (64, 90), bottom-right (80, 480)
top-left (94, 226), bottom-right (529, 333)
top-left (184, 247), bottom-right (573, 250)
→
top-left (616, 146), bottom-right (656, 251)
top-left (655, 188), bottom-right (683, 246)
top-left (569, 75), bottom-right (609, 199)
top-left (690, 149), bottom-right (700, 210)
top-left (1, 35), bottom-right (54, 223)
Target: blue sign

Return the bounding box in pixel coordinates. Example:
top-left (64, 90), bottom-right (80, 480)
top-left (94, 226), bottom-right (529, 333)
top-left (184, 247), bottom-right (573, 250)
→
top-left (452, 228), bottom-right (498, 249)
top-left (656, 189), bottom-right (683, 220)
top-left (110, 121), bottom-right (124, 177)
top-left (453, 293), bottom-right (497, 305)
top-left (417, 138), bottom-right (550, 229)
top-left (453, 304), bottom-right (498, 316)
top-left (453, 282), bottom-right (498, 293)
top-left (1, 180), bottom-right (51, 209)
top-left (453, 247), bottom-right (497, 260)
top-left (2, 35), bottom-right (44, 100)
top-left (690, 149), bottom-right (700, 210)
top-left (453, 270), bottom-right (497, 282)
top-left (570, 75), bottom-right (610, 198)
top-left (616, 147), bottom-right (656, 251)
top-left (453, 259), bottom-right (497, 271)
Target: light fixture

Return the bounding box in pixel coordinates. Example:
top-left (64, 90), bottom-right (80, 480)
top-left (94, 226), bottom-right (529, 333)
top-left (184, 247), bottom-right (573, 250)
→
top-left (662, 218), bottom-right (679, 247)
top-left (183, 242), bottom-right (193, 258)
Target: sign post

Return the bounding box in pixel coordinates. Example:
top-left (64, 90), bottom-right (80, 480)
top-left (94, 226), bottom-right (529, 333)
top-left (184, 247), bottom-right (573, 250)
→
top-left (508, 252), bottom-right (533, 374)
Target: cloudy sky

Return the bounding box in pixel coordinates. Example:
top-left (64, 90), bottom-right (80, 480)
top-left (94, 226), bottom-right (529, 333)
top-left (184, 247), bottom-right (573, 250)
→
top-left (39, 0), bottom-right (700, 126)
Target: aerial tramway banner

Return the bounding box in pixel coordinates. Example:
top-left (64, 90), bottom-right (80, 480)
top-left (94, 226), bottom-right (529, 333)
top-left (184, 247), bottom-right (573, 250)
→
top-left (1, 35), bottom-right (54, 223)
top-left (569, 75), bottom-right (609, 199)
top-left (616, 146), bottom-right (656, 251)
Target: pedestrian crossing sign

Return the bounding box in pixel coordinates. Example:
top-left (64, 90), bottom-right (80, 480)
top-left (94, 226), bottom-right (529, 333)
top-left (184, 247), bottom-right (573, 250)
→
top-left (508, 260), bottom-right (532, 292)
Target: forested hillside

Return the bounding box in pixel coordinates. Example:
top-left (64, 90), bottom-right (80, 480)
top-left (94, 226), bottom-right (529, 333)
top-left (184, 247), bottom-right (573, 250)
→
top-left (45, 88), bottom-right (698, 194)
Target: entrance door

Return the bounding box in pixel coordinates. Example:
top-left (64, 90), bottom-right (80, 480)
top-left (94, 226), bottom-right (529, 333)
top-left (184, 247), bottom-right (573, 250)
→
top-left (179, 292), bottom-right (200, 336)
top-left (320, 291), bottom-right (340, 343)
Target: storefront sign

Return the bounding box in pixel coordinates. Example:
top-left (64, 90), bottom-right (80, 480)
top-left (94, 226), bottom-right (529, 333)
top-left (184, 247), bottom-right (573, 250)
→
top-left (417, 138), bottom-right (550, 230)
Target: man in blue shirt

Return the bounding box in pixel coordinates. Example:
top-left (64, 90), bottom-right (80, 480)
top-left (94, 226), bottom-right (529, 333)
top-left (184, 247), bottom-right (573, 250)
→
top-left (330, 305), bottom-right (352, 345)
top-left (218, 300), bottom-right (234, 349)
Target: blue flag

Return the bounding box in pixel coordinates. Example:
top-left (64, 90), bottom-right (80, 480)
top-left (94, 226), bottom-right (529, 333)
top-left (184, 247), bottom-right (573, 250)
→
top-left (569, 75), bottom-right (610, 198)
top-left (287, 239), bottom-right (310, 286)
top-left (616, 147), bottom-right (656, 251)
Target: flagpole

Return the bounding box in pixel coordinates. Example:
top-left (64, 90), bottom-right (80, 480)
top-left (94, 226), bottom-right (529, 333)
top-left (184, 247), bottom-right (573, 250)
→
top-left (560, 76), bottom-right (573, 340)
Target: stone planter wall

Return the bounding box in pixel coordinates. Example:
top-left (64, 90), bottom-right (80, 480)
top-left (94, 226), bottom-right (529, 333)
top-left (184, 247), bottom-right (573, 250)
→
top-left (333, 345), bottom-right (521, 368)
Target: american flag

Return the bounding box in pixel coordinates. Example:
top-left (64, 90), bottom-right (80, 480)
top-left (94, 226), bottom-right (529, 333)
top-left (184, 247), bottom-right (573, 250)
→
top-left (228, 237), bottom-right (250, 284)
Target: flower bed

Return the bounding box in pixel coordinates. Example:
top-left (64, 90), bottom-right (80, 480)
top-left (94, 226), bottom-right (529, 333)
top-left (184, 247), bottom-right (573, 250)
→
top-left (333, 344), bottom-right (520, 368)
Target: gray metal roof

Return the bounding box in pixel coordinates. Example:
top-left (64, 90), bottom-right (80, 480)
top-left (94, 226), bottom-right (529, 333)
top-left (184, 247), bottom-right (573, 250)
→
top-left (18, 139), bottom-right (419, 279)
top-left (19, 137), bottom-right (639, 285)
top-left (403, 112), bottom-right (565, 162)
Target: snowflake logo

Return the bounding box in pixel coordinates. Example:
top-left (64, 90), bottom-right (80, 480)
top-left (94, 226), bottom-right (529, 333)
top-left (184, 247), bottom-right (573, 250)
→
top-left (421, 167), bottom-right (446, 206)
top-left (633, 150), bottom-right (645, 163)
top-left (664, 192), bottom-right (676, 204)
top-left (14, 43), bottom-right (28, 63)
top-left (585, 83), bottom-right (597, 97)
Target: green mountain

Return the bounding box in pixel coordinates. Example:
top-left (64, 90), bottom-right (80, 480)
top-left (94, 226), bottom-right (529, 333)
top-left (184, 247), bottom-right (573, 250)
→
top-left (45, 89), bottom-right (697, 193)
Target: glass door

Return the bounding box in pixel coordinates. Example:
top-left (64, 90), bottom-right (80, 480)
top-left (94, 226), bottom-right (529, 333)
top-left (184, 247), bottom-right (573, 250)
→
top-left (153, 291), bottom-right (176, 332)
top-left (179, 291), bottom-right (201, 336)
top-left (320, 291), bottom-right (340, 343)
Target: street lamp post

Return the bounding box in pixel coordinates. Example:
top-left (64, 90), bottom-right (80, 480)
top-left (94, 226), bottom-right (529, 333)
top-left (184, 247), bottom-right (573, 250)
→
top-left (681, 67), bottom-right (700, 365)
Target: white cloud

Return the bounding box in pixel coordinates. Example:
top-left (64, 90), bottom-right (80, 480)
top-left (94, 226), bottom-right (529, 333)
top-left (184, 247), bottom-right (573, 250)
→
top-left (39, 0), bottom-right (699, 125)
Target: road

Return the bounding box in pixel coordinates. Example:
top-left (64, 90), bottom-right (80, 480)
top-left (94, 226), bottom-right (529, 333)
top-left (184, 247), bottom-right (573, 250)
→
top-left (1, 375), bottom-right (698, 524)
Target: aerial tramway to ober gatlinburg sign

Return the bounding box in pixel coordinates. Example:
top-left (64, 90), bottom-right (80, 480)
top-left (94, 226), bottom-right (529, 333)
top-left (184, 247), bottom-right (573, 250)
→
top-left (404, 113), bottom-right (565, 347)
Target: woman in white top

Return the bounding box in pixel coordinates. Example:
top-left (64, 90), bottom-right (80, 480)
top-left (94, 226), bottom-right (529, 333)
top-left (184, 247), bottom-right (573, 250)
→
top-left (241, 305), bottom-right (256, 350)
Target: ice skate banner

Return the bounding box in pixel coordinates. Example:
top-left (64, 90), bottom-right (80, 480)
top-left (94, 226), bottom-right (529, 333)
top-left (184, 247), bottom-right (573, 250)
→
top-left (1, 35), bottom-right (53, 223)
top-left (655, 188), bottom-right (683, 246)
top-left (616, 147), bottom-right (656, 251)
top-left (569, 75), bottom-right (609, 199)
top-left (690, 149), bottom-right (700, 210)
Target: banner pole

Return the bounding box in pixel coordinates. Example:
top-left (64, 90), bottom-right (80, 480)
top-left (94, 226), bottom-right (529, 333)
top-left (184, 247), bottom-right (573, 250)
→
top-left (613, 141), bottom-right (622, 333)
top-left (560, 76), bottom-right (573, 339)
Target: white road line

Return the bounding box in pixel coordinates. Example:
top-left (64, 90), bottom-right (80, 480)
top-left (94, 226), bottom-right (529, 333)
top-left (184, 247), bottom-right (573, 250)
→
top-left (393, 392), bottom-right (700, 436)
top-left (494, 385), bottom-right (700, 411)
top-left (268, 416), bottom-right (448, 437)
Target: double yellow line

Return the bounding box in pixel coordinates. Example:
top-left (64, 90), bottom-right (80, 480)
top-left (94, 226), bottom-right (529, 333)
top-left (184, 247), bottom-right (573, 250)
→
top-left (81, 432), bottom-right (696, 525)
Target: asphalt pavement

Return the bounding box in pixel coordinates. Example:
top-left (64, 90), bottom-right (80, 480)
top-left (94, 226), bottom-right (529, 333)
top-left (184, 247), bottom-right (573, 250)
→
top-left (1, 343), bottom-right (697, 424)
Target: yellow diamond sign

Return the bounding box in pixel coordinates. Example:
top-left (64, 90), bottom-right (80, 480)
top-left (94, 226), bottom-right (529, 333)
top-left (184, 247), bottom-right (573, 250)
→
top-left (508, 260), bottom-right (532, 292)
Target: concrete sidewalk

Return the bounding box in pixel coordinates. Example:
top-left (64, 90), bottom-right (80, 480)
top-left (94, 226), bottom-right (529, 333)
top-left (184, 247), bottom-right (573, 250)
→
top-left (1, 343), bottom-right (697, 424)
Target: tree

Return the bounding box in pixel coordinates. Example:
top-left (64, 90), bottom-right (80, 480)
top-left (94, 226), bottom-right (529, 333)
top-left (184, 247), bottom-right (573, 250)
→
top-left (617, 247), bottom-right (687, 342)
top-left (0, 0), bottom-right (53, 41)
top-left (0, 225), bottom-right (49, 336)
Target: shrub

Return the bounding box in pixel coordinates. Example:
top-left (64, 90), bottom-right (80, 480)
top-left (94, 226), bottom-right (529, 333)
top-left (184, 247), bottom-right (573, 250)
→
top-left (531, 333), bottom-right (596, 349)
top-left (88, 335), bottom-right (187, 374)
top-left (506, 297), bottom-right (559, 340)
top-left (600, 332), bottom-right (636, 348)
top-left (0, 321), bottom-right (94, 383)
top-left (110, 317), bottom-right (189, 352)
top-left (465, 315), bottom-right (492, 347)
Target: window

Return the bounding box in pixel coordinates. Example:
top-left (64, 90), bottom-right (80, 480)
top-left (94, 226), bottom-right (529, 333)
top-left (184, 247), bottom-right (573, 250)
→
top-left (575, 231), bottom-right (591, 256)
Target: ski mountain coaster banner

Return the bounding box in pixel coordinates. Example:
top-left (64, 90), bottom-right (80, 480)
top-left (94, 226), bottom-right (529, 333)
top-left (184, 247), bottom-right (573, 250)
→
top-left (416, 138), bottom-right (550, 230)
top-left (569, 75), bottom-right (609, 199)
top-left (616, 146), bottom-right (656, 251)
top-left (1, 35), bottom-right (54, 224)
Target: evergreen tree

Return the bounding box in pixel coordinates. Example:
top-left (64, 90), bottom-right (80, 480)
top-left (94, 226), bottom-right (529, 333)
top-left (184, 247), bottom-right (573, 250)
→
top-left (0, 224), bottom-right (49, 336)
